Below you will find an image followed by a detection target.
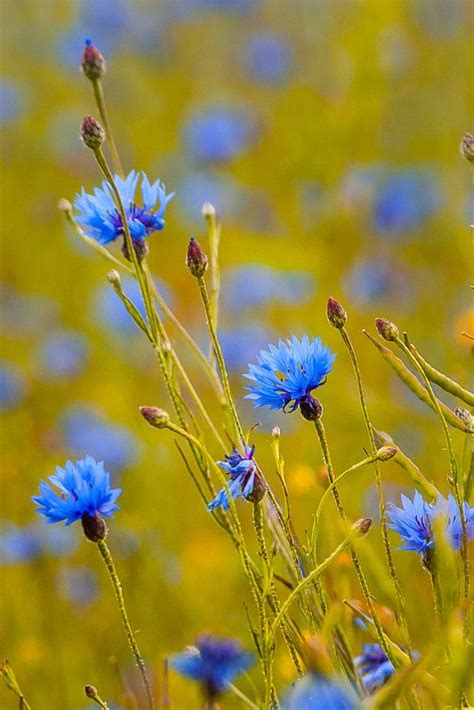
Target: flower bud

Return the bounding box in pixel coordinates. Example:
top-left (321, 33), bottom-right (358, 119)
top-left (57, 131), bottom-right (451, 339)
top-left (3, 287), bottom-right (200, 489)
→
top-left (353, 517), bottom-right (372, 536)
top-left (140, 406), bottom-right (170, 429)
top-left (58, 198), bottom-right (72, 213)
top-left (327, 297), bottom-right (347, 329)
top-left (81, 39), bottom-right (106, 81)
top-left (84, 685), bottom-right (98, 699)
top-left (81, 512), bottom-right (107, 542)
top-left (186, 237), bottom-right (208, 278)
top-left (376, 446), bottom-right (398, 461)
top-left (271, 426), bottom-right (281, 439)
top-left (460, 132), bottom-right (474, 162)
top-left (299, 395), bottom-right (323, 422)
top-left (375, 317), bottom-right (399, 342)
top-left (454, 407), bottom-right (474, 431)
top-left (107, 269), bottom-right (121, 287)
top-left (80, 115), bottom-right (105, 150)
top-left (202, 201), bottom-right (216, 218)
top-left (121, 236), bottom-right (148, 263)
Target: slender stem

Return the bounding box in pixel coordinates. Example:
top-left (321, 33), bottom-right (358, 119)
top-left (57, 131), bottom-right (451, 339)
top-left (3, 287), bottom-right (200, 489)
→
top-left (340, 327), bottom-right (413, 656)
top-left (395, 337), bottom-right (471, 635)
top-left (313, 417), bottom-right (398, 667)
top-left (228, 683), bottom-right (259, 710)
top-left (97, 540), bottom-right (155, 710)
top-left (0, 661), bottom-right (32, 710)
top-left (206, 210), bottom-right (221, 366)
top-left (197, 277), bottom-right (245, 445)
top-left (91, 78), bottom-right (124, 177)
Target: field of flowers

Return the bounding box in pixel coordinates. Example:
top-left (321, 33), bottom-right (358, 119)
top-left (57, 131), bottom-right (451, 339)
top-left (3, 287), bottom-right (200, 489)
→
top-left (1, 1), bottom-right (473, 708)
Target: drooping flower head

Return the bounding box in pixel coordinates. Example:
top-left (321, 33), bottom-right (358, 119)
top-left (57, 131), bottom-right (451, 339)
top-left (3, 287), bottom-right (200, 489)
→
top-left (354, 644), bottom-right (395, 695)
top-left (387, 490), bottom-right (474, 563)
top-left (244, 335), bottom-right (335, 420)
top-left (208, 444), bottom-right (265, 512)
top-left (282, 673), bottom-right (360, 709)
top-left (73, 170), bottom-right (174, 250)
top-left (33, 457), bottom-right (121, 542)
top-left (169, 634), bottom-right (254, 699)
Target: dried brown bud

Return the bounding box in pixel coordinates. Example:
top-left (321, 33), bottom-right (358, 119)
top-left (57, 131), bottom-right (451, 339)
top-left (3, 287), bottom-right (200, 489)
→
top-left (376, 446), bottom-right (398, 461)
top-left (375, 317), bottom-right (399, 342)
top-left (80, 115), bottom-right (105, 150)
top-left (139, 406), bottom-right (170, 429)
top-left (460, 133), bottom-right (474, 162)
top-left (186, 237), bottom-right (208, 278)
top-left (353, 517), bottom-right (372, 536)
top-left (81, 39), bottom-right (106, 81)
top-left (84, 685), bottom-right (98, 699)
top-left (327, 297), bottom-right (347, 329)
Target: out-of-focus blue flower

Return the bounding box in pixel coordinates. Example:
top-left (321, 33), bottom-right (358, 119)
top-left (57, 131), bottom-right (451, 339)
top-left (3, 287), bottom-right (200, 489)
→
top-left (74, 171), bottom-right (174, 245)
top-left (177, 171), bottom-right (246, 224)
top-left (354, 644), bottom-right (395, 694)
top-left (0, 287), bottom-right (59, 336)
top-left (219, 323), bottom-right (278, 372)
top-left (169, 634), bottom-right (254, 698)
top-left (244, 335), bottom-right (335, 412)
top-left (372, 170), bottom-right (441, 237)
top-left (61, 404), bottom-right (139, 472)
top-left (183, 106), bottom-right (258, 163)
top-left (0, 363), bottom-right (26, 411)
top-left (33, 456), bottom-right (121, 526)
top-left (37, 329), bottom-right (89, 379)
top-left (208, 444), bottom-right (264, 511)
top-left (0, 523), bottom-right (41, 563)
top-left (245, 32), bottom-right (293, 85)
top-left (35, 523), bottom-right (79, 557)
top-left (413, 0), bottom-right (466, 39)
top-left (283, 673), bottom-right (360, 709)
top-left (222, 265), bottom-right (315, 312)
top-left (387, 490), bottom-right (474, 556)
top-left (57, 566), bottom-right (99, 606)
top-left (92, 275), bottom-right (172, 338)
top-left (0, 79), bottom-right (27, 124)
top-left (344, 257), bottom-right (414, 309)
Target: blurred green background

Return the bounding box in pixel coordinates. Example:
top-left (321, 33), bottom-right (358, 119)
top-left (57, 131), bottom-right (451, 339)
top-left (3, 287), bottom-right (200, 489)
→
top-left (0, 0), bottom-right (472, 707)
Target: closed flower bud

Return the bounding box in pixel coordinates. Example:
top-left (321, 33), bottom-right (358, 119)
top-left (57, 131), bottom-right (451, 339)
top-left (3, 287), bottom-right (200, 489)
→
top-left (271, 426), bottom-right (281, 439)
top-left (353, 517), bottom-right (372, 536)
top-left (81, 512), bottom-right (108, 542)
top-left (299, 395), bottom-right (323, 421)
top-left (140, 406), bottom-right (170, 429)
top-left (81, 39), bottom-right (106, 81)
top-left (186, 237), bottom-right (208, 278)
top-left (454, 407), bottom-right (474, 431)
top-left (327, 297), bottom-right (347, 329)
top-left (376, 446), bottom-right (398, 461)
top-left (84, 685), bottom-right (98, 699)
top-left (58, 198), bottom-right (72, 213)
top-left (375, 317), bottom-right (399, 342)
top-left (460, 132), bottom-right (474, 162)
top-left (107, 269), bottom-right (121, 287)
top-left (202, 201), bottom-right (216, 218)
top-left (80, 115), bottom-right (105, 150)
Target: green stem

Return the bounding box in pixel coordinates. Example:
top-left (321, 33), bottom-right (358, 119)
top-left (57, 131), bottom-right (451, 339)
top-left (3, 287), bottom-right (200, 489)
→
top-left (0, 661), bottom-right (32, 710)
top-left (313, 417), bottom-right (398, 667)
top-left (97, 540), bottom-right (155, 710)
top-left (91, 78), bottom-right (124, 177)
top-left (340, 327), bottom-right (413, 656)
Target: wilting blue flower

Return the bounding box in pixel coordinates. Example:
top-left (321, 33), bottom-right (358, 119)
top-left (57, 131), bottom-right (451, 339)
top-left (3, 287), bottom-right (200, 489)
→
top-left (0, 363), bottom-right (26, 411)
top-left (387, 490), bottom-right (474, 556)
top-left (169, 634), bottom-right (254, 698)
top-left (74, 170), bottom-right (174, 245)
top-left (183, 106), bottom-right (258, 163)
top-left (37, 329), bottom-right (89, 379)
top-left (354, 644), bottom-right (395, 694)
top-left (245, 32), bottom-right (293, 85)
top-left (33, 457), bottom-right (121, 527)
top-left (244, 335), bottom-right (335, 413)
top-left (283, 673), bottom-right (360, 709)
top-left (208, 445), bottom-right (264, 511)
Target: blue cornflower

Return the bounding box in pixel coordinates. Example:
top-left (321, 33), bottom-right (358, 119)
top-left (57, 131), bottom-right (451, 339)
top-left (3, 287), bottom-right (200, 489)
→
top-left (169, 634), bottom-right (254, 699)
top-left (354, 644), bottom-right (395, 694)
top-left (283, 673), bottom-right (360, 709)
top-left (244, 335), bottom-right (335, 420)
top-left (387, 490), bottom-right (474, 560)
top-left (33, 457), bottom-right (121, 542)
top-left (208, 444), bottom-right (265, 512)
top-left (73, 170), bottom-right (174, 246)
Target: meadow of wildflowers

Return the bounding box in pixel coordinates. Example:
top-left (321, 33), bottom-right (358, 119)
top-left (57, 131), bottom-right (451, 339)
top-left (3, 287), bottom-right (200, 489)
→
top-left (1, 2), bottom-right (473, 708)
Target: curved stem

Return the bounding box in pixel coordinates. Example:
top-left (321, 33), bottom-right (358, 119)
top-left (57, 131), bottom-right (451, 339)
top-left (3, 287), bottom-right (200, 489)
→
top-left (97, 540), bottom-right (155, 710)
